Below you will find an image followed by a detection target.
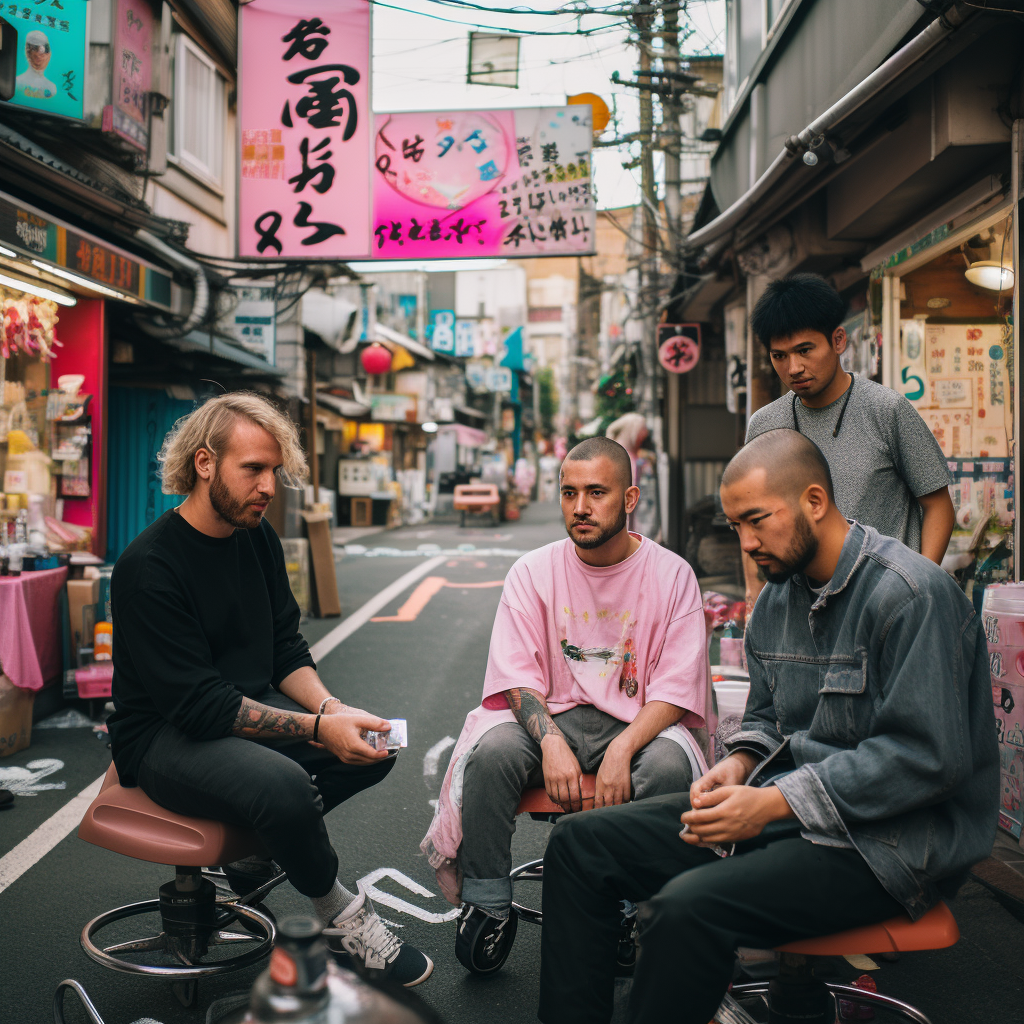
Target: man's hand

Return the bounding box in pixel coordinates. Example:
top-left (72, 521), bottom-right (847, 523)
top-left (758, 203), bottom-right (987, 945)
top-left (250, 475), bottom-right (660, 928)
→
top-left (541, 734), bottom-right (586, 812)
top-left (681, 784), bottom-right (793, 846)
top-left (689, 751), bottom-right (758, 805)
top-left (594, 739), bottom-right (632, 808)
top-left (316, 712), bottom-right (391, 766)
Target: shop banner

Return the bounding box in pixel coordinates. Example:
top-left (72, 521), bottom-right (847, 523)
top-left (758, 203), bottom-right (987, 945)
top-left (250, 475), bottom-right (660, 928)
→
top-left (238, 0), bottom-right (372, 259)
top-left (220, 281), bottom-right (276, 365)
top-left (0, 189), bottom-right (173, 309)
top-left (371, 105), bottom-right (595, 259)
top-left (103, 0), bottom-right (156, 151)
top-left (0, 0), bottom-right (88, 120)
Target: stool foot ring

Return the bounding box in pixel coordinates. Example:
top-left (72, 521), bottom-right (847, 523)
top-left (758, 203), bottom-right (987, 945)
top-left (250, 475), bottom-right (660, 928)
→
top-left (510, 858), bottom-right (544, 926)
top-left (728, 981), bottom-right (934, 1024)
top-left (81, 898), bottom-right (275, 979)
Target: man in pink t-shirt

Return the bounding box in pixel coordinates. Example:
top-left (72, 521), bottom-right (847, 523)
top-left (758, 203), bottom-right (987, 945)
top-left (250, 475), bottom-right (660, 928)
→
top-left (449, 437), bottom-right (711, 973)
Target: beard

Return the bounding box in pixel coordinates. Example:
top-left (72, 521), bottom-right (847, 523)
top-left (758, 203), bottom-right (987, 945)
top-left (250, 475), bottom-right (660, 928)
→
top-left (761, 510), bottom-right (818, 583)
top-left (209, 471), bottom-right (265, 530)
top-left (565, 503), bottom-right (628, 550)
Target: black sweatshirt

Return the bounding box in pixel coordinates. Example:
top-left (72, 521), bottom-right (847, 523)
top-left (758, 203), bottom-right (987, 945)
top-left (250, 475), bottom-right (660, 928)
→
top-left (107, 510), bottom-right (315, 785)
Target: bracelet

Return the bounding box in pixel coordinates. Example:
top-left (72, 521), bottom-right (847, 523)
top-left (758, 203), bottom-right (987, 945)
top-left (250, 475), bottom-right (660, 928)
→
top-left (313, 714), bottom-right (322, 743)
top-left (318, 696), bottom-right (341, 715)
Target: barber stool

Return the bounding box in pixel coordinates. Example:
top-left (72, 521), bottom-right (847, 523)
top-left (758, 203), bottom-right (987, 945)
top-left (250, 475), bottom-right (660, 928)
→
top-left (460, 776), bottom-right (598, 975)
top-left (77, 763), bottom-right (281, 1007)
top-left (730, 901), bottom-right (960, 1024)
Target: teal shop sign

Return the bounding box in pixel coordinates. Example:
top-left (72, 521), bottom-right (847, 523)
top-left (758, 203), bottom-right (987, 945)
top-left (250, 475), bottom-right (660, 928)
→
top-left (0, 0), bottom-right (89, 120)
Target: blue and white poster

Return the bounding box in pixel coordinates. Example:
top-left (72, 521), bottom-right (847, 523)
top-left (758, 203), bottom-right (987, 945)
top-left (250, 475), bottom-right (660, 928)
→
top-left (0, 0), bottom-right (89, 120)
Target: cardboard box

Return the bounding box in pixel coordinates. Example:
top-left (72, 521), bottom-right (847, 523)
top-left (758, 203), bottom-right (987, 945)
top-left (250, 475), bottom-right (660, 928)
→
top-left (67, 578), bottom-right (100, 658)
top-left (300, 511), bottom-right (341, 618)
top-left (0, 674), bottom-right (34, 758)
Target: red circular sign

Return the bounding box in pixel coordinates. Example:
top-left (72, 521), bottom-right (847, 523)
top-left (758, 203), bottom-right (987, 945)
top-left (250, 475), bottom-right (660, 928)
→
top-left (658, 333), bottom-right (700, 374)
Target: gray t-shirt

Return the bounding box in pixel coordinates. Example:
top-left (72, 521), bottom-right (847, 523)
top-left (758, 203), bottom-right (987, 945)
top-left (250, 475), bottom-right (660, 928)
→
top-left (745, 376), bottom-right (951, 552)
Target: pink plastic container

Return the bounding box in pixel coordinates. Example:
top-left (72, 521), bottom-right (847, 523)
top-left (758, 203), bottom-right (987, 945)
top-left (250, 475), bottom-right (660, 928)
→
top-left (76, 663), bottom-right (114, 699)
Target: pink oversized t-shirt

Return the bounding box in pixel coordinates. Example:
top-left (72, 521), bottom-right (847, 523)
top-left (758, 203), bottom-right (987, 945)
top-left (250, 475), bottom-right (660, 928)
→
top-left (481, 533), bottom-right (708, 725)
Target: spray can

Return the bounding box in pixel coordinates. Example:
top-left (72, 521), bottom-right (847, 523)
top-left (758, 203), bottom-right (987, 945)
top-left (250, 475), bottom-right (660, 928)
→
top-left (247, 916), bottom-right (330, 1023)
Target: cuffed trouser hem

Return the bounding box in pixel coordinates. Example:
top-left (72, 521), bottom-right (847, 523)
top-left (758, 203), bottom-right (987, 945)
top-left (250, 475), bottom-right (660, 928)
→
top-left (461, 876), bottom-right (513, 919)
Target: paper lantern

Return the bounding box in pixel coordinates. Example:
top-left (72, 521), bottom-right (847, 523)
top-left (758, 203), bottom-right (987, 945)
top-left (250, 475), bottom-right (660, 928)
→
top-left (361, 342), bottom-right (392, 375)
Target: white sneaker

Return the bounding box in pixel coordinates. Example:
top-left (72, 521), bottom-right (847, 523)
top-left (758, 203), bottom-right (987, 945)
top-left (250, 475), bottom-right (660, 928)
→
top-left (323, 893), bottom-right (433, 987)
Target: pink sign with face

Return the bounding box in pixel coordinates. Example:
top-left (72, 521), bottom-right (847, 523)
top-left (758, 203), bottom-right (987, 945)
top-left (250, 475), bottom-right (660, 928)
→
top-left (371, 106), bottom-right (596, 259)
top-left (238, 0), bottom-right (371, 259)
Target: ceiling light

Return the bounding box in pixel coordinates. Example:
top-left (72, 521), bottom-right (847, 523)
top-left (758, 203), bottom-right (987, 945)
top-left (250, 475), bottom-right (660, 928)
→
top-left (31, 259), bottom-right (127, 300)
top-left (0, 269), bottom-right (77, 306)
top-left (964, 260), bottom-right (1014, 292)
top-left (0, 244), bottom-right (19, 259)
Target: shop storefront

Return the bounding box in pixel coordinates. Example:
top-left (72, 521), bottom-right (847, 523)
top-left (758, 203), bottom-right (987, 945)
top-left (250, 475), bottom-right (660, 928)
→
top-left (876, 191), bottom-right (1018, 597)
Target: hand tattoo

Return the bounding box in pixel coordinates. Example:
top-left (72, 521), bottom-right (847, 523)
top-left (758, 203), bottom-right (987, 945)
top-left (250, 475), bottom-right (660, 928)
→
top-left (233, 697), bottom-right (314, 739)
top-left (505, 688), bottom-right (563, 745)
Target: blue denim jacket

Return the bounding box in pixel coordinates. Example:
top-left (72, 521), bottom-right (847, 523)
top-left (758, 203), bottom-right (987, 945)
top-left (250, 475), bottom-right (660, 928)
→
top-left (728, 522), bottom-right (999, 920)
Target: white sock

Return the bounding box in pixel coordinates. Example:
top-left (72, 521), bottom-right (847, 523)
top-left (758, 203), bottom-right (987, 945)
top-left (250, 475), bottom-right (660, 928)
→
top-left (310, 879), bottom-right (358, 927)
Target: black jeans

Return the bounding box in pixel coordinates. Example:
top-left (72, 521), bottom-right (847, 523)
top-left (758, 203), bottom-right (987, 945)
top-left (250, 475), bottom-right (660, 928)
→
top-left (538, 792), bottom-right (903, 1024)
top-left (136, 692), bottom-right (396, 898)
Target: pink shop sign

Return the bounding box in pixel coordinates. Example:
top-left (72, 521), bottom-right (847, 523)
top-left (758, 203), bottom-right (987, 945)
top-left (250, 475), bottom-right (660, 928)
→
top-left (371, 106), bottom-right (596, 259)
top-left (237, 0), bottom-right (372, 259)
top-left (106, 0), bottom-right (155, 151)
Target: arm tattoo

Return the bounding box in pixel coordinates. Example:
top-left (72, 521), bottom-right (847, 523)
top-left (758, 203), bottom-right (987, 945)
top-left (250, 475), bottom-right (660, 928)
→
top-left (233, 697), bottom-right (314, 740)
top-left (505, 688), bottom-right (563, 745)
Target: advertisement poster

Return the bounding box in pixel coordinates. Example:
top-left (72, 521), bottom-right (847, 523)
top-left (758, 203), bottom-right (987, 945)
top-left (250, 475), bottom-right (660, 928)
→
top-left (371, 105), bottom-right (595, 259)
top-left (0, 0), bottom-right (88, 120)
top-left (238, 0), bottom-right (372, 259)
top-left (899, 322), bottom-right (1011, 457)
top-left (106, 0), bottom-right (155, 150)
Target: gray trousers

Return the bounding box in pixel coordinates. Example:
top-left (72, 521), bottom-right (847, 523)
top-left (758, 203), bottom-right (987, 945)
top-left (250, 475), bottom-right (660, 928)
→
top-left (460, 705), bottom-right (693, 916)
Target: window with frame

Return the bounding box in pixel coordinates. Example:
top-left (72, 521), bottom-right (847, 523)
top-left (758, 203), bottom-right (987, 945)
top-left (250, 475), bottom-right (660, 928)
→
top-left (170, 33), bottom-right (226, 186)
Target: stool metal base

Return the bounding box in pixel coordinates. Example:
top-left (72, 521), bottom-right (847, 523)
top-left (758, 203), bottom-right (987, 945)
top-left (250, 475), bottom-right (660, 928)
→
top-left (81, 897), bottom-right (275, 980)
top-left (730, 980), bottom-right (935, 1024)
top-left (510, 857), bottom-right (544, 926)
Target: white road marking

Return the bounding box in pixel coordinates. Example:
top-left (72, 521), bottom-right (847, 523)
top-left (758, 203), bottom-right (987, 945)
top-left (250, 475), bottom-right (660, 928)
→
top-left (339, 546), bottom-right (529, 559)
top-left (309, 555), bottom-right (447, 662)
top-left (0, 758), bottom-right (66, 796)
top-left (423, 737), bottom-right (455, 777)
top-left (356, 867), bottom-right (461, 924)
top-left (0, 774), bottom-right (103, 896)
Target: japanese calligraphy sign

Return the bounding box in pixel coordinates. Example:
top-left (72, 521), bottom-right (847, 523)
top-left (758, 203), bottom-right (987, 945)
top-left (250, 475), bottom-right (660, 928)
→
top-left (0, 0), bottom-right (88, 120)
top-left (238, 0), bottom-right (371, 259)
top-left (372, 105), bottom-right (595, 259)
top-left (104, 0), bottom-right (155, 150)
top-left (657, 324), bottom-right (701, 374)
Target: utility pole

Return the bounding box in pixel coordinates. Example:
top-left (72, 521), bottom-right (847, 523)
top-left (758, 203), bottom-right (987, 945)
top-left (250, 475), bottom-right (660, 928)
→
top-left (661, 2), bottom-right (682, 252)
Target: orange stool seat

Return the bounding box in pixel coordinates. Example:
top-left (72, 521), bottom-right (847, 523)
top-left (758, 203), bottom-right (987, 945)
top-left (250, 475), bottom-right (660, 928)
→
top-left (778, 899), bottom-right (959, 956)
top-left (79, 763), bottom-right (265, 867)
top-left (514, 775), bottom-right (597, 816)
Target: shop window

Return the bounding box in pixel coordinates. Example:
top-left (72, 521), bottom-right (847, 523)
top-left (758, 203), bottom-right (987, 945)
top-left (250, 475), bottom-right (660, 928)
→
top-left (169, 34), bottom-right (226, 186)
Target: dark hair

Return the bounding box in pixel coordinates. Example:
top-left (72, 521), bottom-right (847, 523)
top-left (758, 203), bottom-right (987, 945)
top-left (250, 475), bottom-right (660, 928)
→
top-left (721, 428), bottom-right (835, 504)
top-left (750, 274), bottom-right (846, 350)
top-left (564, 436), bottom-right (633, 490)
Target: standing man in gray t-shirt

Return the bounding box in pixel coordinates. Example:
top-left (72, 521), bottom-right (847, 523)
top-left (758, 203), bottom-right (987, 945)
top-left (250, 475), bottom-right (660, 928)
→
top-left (743, 274), bottom-right (954, 606)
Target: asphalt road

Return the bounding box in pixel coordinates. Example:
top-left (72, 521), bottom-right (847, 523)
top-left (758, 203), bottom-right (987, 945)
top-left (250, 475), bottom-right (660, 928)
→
top-left (2, 500), bottom-right (1024, 1024)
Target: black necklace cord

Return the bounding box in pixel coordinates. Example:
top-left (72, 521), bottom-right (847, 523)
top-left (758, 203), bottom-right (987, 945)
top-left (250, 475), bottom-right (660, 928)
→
top-left (791, 373), bottom-right (855, 438)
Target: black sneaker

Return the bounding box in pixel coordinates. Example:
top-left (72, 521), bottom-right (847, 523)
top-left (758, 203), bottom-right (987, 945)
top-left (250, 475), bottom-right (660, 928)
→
top-left (323, 894), bottom-right (433, 987)
top-left (454, 904), bottom-right (518, 975)
top-left (616, 900), bottom-right (638, 977)
top-left (222, 858), bottom-right (281, 897)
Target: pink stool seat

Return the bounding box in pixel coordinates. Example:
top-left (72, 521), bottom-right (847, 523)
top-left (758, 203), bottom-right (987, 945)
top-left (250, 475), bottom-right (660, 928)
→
top-left (78, 763), bottom-right (266, 867)
top-left (778, 900), bottom-right (959, 956)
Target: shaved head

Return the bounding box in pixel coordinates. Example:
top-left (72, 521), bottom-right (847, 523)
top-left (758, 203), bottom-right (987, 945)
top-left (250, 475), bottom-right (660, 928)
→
top-left (563, 436), bottom-right (633, 490)
top-left (722, 428), bottom-right (834, 505)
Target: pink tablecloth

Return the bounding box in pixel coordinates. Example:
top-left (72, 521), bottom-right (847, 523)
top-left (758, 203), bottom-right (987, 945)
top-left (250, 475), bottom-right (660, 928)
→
top-left (0, 567), bottom-right (68, 691)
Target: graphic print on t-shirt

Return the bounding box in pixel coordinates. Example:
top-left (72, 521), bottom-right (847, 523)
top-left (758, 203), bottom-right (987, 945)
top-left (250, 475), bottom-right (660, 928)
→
top-left (559, 605), bottom-right (640, 700)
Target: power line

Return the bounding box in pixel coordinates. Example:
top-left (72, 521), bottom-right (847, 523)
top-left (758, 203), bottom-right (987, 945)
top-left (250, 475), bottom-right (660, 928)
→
top-left (368, 0), bottom-right (624, 35)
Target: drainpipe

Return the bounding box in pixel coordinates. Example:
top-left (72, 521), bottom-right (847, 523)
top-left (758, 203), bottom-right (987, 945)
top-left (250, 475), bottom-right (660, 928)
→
top-left (684, 3), bottom-right (973, 253)
top-left (133, 228), bottom-right (210, 339)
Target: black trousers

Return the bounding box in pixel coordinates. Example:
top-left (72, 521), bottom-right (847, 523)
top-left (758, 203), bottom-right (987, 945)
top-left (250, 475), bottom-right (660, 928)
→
top-left (538, 792), bottom-right (903, 1024)
top-left (137, 692), bottom-right (396, 898)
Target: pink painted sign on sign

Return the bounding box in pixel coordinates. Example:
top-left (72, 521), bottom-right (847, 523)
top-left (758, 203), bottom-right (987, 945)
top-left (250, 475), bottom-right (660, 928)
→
top-left (238, 0), bottom-right (372, 259)
top-left (371, 106), bottom-right (595, 259)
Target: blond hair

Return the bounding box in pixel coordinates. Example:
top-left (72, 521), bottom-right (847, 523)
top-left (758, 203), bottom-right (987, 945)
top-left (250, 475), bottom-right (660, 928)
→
top-left (158, 391), bottom-right (309, 495)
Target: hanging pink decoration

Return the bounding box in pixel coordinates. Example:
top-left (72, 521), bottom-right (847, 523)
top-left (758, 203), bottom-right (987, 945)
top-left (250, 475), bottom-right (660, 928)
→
top-left (360, 342), bottom-right (392, 375)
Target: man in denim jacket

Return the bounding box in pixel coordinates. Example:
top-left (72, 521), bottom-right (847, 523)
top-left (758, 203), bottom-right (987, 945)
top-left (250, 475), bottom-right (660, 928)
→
top-left (538, 428), bottom-right (998, 1024)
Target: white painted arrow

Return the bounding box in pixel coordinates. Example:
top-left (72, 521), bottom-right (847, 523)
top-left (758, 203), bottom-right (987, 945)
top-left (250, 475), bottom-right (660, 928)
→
top-left (355, 868), bottom-right (461, 924)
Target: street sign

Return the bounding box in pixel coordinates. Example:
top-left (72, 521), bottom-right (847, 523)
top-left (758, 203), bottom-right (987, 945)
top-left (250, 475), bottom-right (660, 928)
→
top-left (430, 310), bottom-right (455, 354)
top-left (455, 319), bottom-right (476, 357)
top-left (657, 324), bottom-right (701, 374)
